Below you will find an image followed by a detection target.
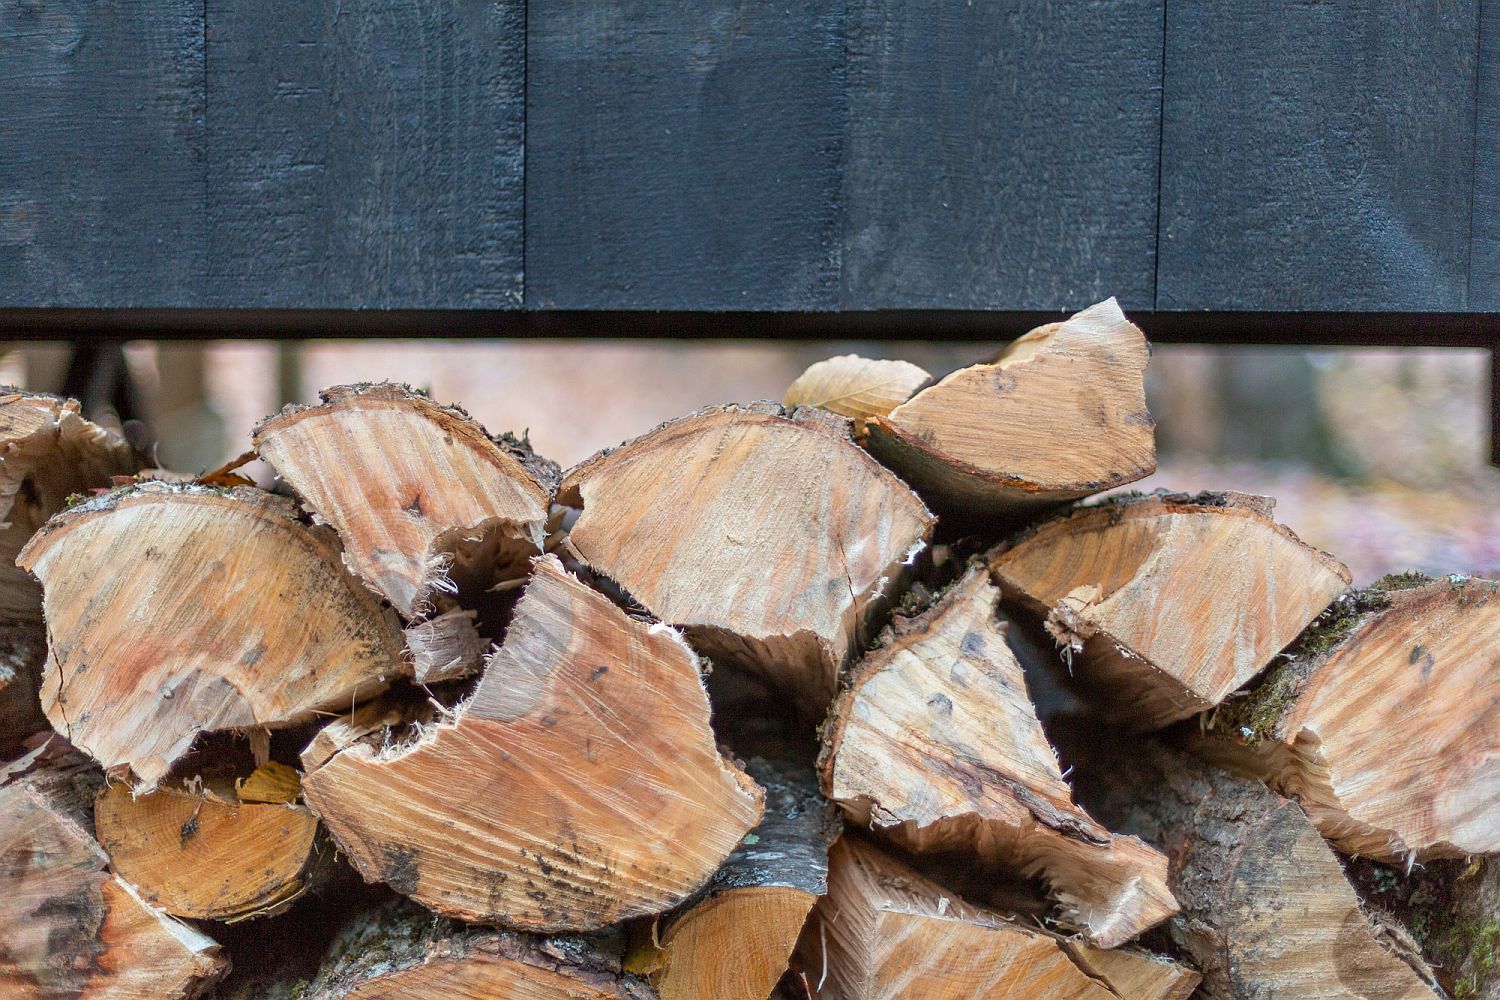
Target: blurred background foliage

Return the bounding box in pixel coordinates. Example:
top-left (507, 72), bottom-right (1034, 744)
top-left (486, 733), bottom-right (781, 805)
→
top-left (10, 338), bottom-right (1496, 584)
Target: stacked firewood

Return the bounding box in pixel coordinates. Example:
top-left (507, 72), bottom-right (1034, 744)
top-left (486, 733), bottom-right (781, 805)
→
top-left (2, 299), bottom-right (1494, 1000)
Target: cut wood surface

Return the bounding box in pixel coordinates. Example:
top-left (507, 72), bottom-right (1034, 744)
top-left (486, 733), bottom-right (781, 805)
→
top-left (864, 299), bottom-right (1154, 519)
top-left (1198, 573), bottom-right (1500, 860)
top-left (404, 607), bottom-right (488, 685)
top-left (783, 355), bottom-right (931, 430)
top-left (0, 390), bottom-right (142, 621)
top-left (1059, 943), bottom-right (1201, 1000)
top-left (1070, 739), bottom-right (1442, 1000)
top-left (94, 770), bottom-right (321, 922)
top-left (794, 836), bottom-right (1173, 1000)
top-left (299, 900), bottom-right (654, 1000)
top-left (559, 402), bottom-right (933, 710)
top-left (0, 744), bottom-right (226, 998)
top-left (820, 565), bottom-right (1177, 948)
top-left (253, 383), bottom-right (556, 617)
top-left (17, 482), bottom-right (408, 789)
top-left (990, 491), bottom-right (1351, 729)
top-left (652, 758), bottom-right (839, 1000)
top-left (303, 554), bottom-right (764, 930)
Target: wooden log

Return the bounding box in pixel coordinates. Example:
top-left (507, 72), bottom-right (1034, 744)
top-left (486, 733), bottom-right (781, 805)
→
top-left (1058, 943), bottom-right (1201, 1000)
top-left (989, 491), bottom-right (1351, 730)
top-left (1349, 855), bottom-right (1500, 1000)
top-left (863, 299), bottom-right (1155, 520)
top-left (792, 836), bottom-right (1191, 1000)
top-left (1196, 573), bottom-right (1500, 861)
top-left (16, 482), bottom-right (407, 789)
top-left (819, 565), bottom-right (1177, 948)
top-left (0, 742), bottom-right (227, 997)
top-left (0, 389), bottom-right (143, 622)
top-left (404, 606), bottom-right (488, 685)
top-left (303, 554), bottom-right (764, 930)
top-left (649, 758), bottom-right (840, 1000)
top-left (253, 383), bottom-right (557, 618)
top-left (1069, 738), bottom-right (1442, 1000)
top-left (93, 762), bottom-right (322, 923)
top-left (298, 899), bottom-right (653, 999)
top-left (783, 356), bottom-right (931, 431)
top-left (558, 402), bottom-right (934, 711)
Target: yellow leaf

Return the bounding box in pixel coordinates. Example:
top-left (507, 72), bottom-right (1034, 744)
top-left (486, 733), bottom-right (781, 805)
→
top-left (236, 762), bottom-right (302, 804)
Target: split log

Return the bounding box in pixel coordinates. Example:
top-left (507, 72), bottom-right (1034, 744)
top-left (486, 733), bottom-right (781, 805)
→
top-left (93, 764), bottom-right (322, 922)
top-left (793, 836), bottom-right (1190, 1000)
top-left (1196, 573), bottom-right (1500, 860)
top-left (1058, 943), bottom-right (1201, 1000)
top-left (783, 356), bottom-right (931, 431)
top-left (1069, 738), bottom-right (1442, 1000)
top-left (0, 389), bottom-right (142, 622)
top-left (299, 899), bottom-right (653, 1000)
top-left (558, 403), bottom-right (934, 710)
top-left (864, 299), bottom-right (1154, 520)
top-left (303, 554), bottom-right (764, 930)
top-left (404, 606), bottom-right (488, 685)
top-left (1349, 855), bottom-right (1500, 1000)
top-left (0, 743), bottom-right (227, 997)
top-left (989, 491), bottom-right (1351, 730)
top-left (16, 482), bottom-right (408, 789)
top-left (650, 758), bottom-right (840, 1000)
top-left (820, 564), bottom-right (1177, 948)
top-left (253, 383), bottom-right (556, 618)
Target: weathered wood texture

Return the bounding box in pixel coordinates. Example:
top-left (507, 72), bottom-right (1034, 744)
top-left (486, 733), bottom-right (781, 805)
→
top-left (0, 1), bottom-right (205, 307)
top-left (205, 0), bottom-right (525, 307)
top-left (1475, 0), bottom-right (1499, 310)
top-left (841, 0), bottom-right (1164, 310)
top-left (1156, 1), bottom-right (1480, 310)
top-left (525, 0), bottom-right (844, 309)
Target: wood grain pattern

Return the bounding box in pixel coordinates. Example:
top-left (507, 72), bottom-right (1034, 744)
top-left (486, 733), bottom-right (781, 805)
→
top-left (1156, 0), bottom-right (1479, 310)
top-left (0, 1), bottom-right (205, 307)
top-left (205, 0), bottom-right (525, 308)
top-left (525, 0), bottom-right (844, 308)
top-left (1474, 0), bottom-right (1499, 310)
top-left (842, 0), bottom-right (1163, 310)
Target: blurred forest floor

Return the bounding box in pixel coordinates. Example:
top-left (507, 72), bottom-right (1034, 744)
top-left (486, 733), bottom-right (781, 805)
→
top-left (10, 338), bottom-right (1496, 585)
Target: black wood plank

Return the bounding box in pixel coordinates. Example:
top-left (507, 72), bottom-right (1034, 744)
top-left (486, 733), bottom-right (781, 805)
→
top-left (205, 0), bottom-right (524, 308)
top-left (840, 0), bottom-right (1163, 311)
top-left (1474, 0), bottom-right (1498, 310)
top-left (525, 0), bottom-right (844, 309)
top-left (0, 2), bottom-right (204, 307)
top-left (1157, 2), bottom-right (1479, 311)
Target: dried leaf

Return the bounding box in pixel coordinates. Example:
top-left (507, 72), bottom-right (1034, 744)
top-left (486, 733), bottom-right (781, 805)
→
top-left (784, 355), bottom-right (930, 427)
top-left (236, 762), bottom-right (302, 804)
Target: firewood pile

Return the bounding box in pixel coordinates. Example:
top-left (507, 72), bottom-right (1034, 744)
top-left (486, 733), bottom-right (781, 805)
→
top-left (2, 299), bottom-right (1495, 1000)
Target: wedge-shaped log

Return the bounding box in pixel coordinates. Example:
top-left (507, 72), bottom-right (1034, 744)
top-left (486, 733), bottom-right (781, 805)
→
top-left (0, 389), bottom-right (142, 621)
top-left (1071, 740), bottom-right (1442, 1000)
top-left (559, 403), bottom-right (933, 710)
top-left (1059, 943), bottom-right (1201, 1000)
top-left (1197, 573), bottom-right (1500, 861)
top-left (303, 554), bottom-right (764, 930)
top-left (94, 768), bottom-right (321, 922)
top-left (299, 899), bottom-right (654, 1000)
top-left (0, 744), bottom-right (226, 998)
top-left (784, 355), bottom-right (931, 430)
top-left (820, 566), bottom-right (1177, 948)
top-left (17, 483), bottom-right (407, 788)
top-left (989, 491), bottom-right (1350, 730)
top-left (652, 758), bottom-right (839, 1000)
top-left (794, 837), bottom-right (1190, 1000)
top-left (864, 299), bottom-right (1154, 519)
top-left (254, 383), bottom-right (555, 617)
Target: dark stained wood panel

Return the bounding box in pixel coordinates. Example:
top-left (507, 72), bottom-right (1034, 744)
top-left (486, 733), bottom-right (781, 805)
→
top-left (205, 0), bottom-right (525, 308)
top-left (0, 2), bottom-right (205, 307)
top-left (1157, 1), bottom-right (1479, 311)
top-left (1474, 0), bottom-right (1498, 310)
top-left (525, 0), bottom-right (844, 309)
top-left (840, 0), bottom-right (1164, 311)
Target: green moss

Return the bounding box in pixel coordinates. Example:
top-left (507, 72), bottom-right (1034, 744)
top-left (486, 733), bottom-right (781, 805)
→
top-left (1368, 570), bottom-right (1434, 593)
